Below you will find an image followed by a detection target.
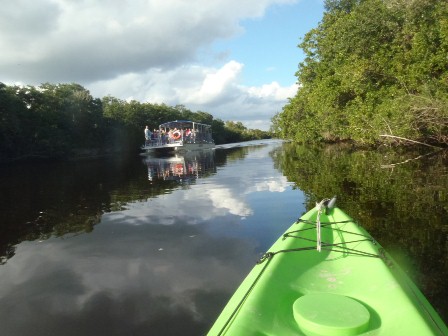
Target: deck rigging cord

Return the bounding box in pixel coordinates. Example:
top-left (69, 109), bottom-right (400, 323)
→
top-left (315, 198), bottom-right (327, 251)
top-left (259, 218), bottom-right (381, 263)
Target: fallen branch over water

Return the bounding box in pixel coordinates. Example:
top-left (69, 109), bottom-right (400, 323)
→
top-left (379, 134), bottom-right (442, 149)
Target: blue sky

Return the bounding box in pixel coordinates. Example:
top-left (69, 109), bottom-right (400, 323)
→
top-left (216, 1), bottom-right (324, 87)
top-left (0, 0), bottom-right (325, 130)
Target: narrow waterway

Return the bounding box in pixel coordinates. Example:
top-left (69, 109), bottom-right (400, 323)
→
top-left (0, 140), bottom-right (446, 335)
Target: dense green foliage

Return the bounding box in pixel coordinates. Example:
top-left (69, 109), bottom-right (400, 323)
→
top-left (274, 0), bottom-right (448, 146)
top-left (0, 82), bottom-right (271, 162)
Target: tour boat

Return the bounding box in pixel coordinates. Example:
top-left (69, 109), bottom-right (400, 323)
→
top-left (207, 197), bottom-right (447, 336)
top-left (141, 120), bottom-right (215, 155)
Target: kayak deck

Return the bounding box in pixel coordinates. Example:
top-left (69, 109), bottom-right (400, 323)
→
top-left (207, 204), bottom-right (447, 335)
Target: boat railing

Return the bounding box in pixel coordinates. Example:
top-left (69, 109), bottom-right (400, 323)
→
top-left (143, 121), bottom-right (214, 148)
top-left (144, 132), bottom-right (214, 148)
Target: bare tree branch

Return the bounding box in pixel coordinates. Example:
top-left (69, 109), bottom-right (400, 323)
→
top-left (379, 134), bottom-right (443, 148)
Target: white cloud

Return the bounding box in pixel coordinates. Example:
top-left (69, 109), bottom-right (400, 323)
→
top-left (187, 61), bottom-right (243, 104)
top-left (0, 0), bottom-right (300, 130)
top-left (247, 81), bottom-right (297, 100)
top-left (89, 61), bottom-right (298, 130)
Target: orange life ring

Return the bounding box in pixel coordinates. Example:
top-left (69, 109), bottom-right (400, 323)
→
top-left (175, 163), bottom-right (184, 174)
top-left (173, 130), bottom-right (181, 140)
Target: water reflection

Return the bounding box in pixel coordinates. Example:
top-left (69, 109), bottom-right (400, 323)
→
top-left (0, 141), bottom-right (446, 335)
top-left (273, 143), bottom-right (448, 323)
top-left (145, 149), bottom-right (215, 183)
top-left (0, 218), bottom-right (259, 336)
top-left (0, 141), bottom-right (301, 336)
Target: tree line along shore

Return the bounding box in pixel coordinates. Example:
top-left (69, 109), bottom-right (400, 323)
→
top-left (273, 0), bottom-right (447, 148)
top-left (2, 0), bottom-right (447, 163)
top-left (0, 82), bottom-right (270, 163)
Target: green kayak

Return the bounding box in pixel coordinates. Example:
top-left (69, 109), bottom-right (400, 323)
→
top-left (207, 198), bottom-right (447, 336)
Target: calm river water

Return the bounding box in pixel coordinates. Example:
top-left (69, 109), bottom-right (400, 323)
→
top-left (0, 140), bottom-right (446, 335)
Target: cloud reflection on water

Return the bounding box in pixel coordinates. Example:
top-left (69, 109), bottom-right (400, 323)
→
top-left (1, 219), bottom-right (260, 336)
top-left (0, 142), bottom-right (303, 336)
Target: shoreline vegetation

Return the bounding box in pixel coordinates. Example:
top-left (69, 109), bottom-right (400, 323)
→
top-left (0, 82), bottom-right (271, 163)
top-left (272, 0), bottom-right (447, 149)
top-left (2, 0), bottom-right (447, 163)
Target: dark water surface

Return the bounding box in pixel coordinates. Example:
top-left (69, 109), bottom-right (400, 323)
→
top-left (0, 140), bottom-right (446, 335)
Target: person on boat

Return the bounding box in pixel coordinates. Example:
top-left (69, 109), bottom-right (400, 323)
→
top-left (144, 126), bottom-right (152, 146)
top-left (185, 128), bottom-right (192, 143)
top-left (161, 129), bottom-right (167, 144)
top-left (151, 129), bottom-right (158, 145)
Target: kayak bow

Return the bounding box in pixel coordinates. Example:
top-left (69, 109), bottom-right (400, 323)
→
top-left (208, 198), bottom-right (447, 336)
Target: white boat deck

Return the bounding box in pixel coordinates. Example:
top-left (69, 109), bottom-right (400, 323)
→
top-left (141, 120), bottom-right (215, 154)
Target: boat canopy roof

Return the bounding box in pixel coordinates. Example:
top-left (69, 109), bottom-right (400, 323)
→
top-left (159, 120), bottom-right (211, 130)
